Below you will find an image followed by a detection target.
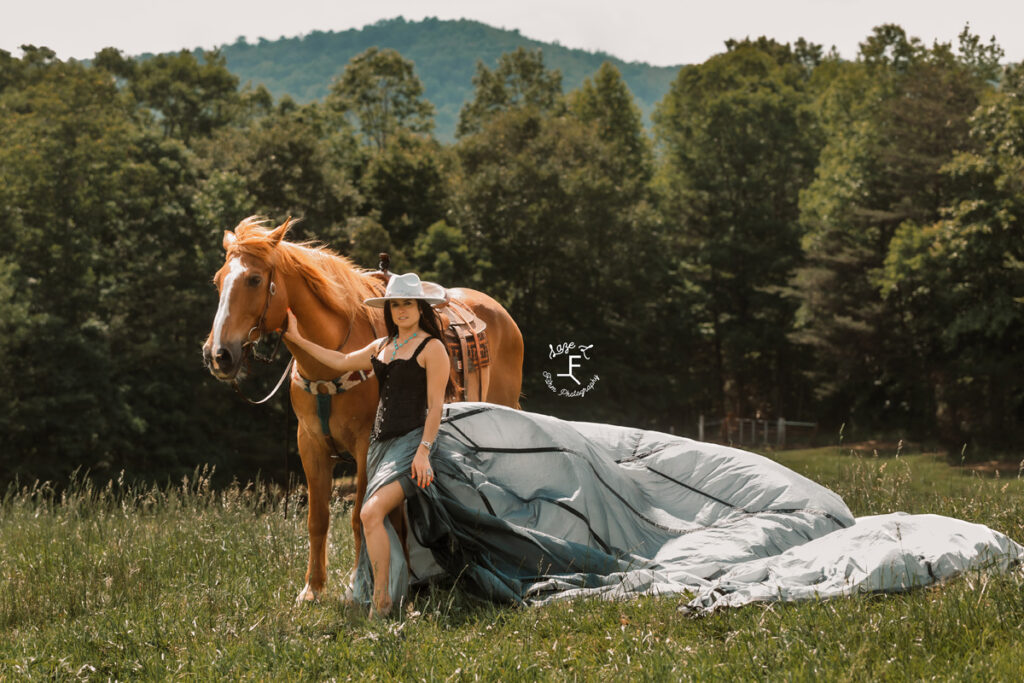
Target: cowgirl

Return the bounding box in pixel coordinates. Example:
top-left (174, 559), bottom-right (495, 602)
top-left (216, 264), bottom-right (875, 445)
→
top-left (285, 272), bottom-right (452, 616)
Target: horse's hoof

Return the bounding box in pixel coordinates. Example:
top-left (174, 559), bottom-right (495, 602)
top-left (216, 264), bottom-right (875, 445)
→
top-left (368, 601), bottom-right (393, 620)
top-left (296, 584), bottom-right (321, 605)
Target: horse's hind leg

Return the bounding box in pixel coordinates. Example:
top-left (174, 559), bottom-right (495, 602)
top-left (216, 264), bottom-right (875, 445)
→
top-left (296, 427), bottom-right (333, 604)
top-left (482, 326), bottom-right (523, 409)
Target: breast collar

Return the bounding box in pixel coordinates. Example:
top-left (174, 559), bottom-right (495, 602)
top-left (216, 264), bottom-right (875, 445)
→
top-left (292, 365), bottom-right (373, 395)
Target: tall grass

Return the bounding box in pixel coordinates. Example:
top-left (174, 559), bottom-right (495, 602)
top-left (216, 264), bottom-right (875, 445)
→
top-left (2, 452), bottom-right (1023, 680)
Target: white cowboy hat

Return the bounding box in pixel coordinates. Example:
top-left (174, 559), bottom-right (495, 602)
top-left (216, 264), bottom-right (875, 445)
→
top-left (363, 272), bottom-right (447, 308)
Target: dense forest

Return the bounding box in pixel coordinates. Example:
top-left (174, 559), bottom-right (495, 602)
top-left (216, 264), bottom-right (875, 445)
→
top-left (192, 17), bottom-right (680, 141)
top-left (1, 22), bottom-right (1021, 488)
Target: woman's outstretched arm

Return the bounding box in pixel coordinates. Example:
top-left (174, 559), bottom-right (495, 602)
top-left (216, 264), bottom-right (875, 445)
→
top-left (283, 308), bottom-right (378, 373)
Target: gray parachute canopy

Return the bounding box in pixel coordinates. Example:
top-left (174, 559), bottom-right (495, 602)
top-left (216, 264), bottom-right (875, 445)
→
top-left (368, 403), bottom-right (1022, 612)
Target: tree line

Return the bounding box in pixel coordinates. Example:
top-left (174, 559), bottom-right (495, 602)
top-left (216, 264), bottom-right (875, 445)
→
top-left (1, 24), bottom-right (1021, 487)
top-left (212, 16), bottom-right (681, 140)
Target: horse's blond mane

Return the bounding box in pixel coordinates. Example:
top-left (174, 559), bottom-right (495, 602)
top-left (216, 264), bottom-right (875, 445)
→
top-left (228, 216), bottom-right (378, 324)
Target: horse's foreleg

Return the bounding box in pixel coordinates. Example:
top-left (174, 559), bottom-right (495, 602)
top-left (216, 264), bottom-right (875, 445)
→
top-left (296, 427), bottom-right (333, 604)
top-left (350, 443), bottom-right (369, 581)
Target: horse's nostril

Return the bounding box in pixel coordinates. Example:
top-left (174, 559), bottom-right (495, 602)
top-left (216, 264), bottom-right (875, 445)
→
top-left (214, 347), bottom-right (232, 369)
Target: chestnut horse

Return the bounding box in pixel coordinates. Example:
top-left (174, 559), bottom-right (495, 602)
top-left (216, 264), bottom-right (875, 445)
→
top-left (202, 217), bottom-right (524, 603)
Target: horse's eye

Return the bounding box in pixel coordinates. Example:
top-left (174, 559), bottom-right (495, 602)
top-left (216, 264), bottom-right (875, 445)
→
top-left (248, 275), bottom-right (263, 287)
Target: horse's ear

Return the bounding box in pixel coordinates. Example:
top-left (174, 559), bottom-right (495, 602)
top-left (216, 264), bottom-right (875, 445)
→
top-left (223, 230), bottom-right (237, 252)
top-left (268, 217), bottom-right (295, 248)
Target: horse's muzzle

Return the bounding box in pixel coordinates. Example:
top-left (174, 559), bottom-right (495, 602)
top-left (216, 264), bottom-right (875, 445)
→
top-left (203, 341), bottom-right (243, 380)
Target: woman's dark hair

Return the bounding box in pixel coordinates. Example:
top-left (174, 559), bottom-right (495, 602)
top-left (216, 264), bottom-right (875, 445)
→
top-left (383, 299), bottom-right (445, 341)
top-left (383, 299), bottom-right (459, 400)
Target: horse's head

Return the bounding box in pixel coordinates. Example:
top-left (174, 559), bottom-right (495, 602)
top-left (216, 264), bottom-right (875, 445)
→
top-left (202, 217), bottom-right (293, 381)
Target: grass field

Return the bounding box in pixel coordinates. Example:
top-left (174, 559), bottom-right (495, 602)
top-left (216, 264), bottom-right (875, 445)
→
top-left (2, 448), bottom-right (1023, 681)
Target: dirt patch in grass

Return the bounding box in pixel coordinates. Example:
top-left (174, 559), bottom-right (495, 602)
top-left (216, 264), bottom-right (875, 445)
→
top-left (961, 459), bottom-right (1024, 477)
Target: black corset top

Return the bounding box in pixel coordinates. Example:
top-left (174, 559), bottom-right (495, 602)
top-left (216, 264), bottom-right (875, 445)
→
top-left (370, 336), bottom-right (433, 441)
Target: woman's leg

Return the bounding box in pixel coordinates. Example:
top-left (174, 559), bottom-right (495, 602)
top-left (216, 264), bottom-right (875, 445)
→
top-left (359, 480), bottom-right (407, 615)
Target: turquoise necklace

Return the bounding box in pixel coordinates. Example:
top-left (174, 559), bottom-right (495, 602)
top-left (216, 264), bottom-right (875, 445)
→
top-left (391, 331), bottom-right (419, 361)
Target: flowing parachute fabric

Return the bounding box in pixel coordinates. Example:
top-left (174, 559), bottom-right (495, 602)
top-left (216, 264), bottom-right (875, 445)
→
top-left (351, 404), bottom-right (1022, 613)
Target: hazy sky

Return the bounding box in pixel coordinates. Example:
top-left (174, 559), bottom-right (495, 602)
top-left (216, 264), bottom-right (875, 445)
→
top-left (3, 0), bottom-right (1021, 66)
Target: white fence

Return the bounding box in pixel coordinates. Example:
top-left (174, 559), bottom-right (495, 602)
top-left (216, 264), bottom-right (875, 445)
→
top-left (698, 415), bottom-right (818, 448)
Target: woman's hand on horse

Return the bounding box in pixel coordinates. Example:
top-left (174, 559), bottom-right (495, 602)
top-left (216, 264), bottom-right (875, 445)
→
top-left (283, 308), bottom-right (301, 342)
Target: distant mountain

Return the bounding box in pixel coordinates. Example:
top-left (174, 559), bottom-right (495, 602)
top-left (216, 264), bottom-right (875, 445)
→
top-left (204, 16), bottom-right (683, 141)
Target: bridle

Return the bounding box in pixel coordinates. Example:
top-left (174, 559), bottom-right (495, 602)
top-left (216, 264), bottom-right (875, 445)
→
top-left (232, 264), bottom-right (294, 405)
top-left (242, 265), bottom-right (282, 362)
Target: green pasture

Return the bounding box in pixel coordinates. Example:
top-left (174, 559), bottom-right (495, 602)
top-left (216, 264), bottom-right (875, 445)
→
top-left (2, 449), bottom-right (1023, 681)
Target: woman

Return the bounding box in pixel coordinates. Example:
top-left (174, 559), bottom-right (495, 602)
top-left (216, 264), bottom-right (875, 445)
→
top-left (284, 272), bottom-right (451, 616)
